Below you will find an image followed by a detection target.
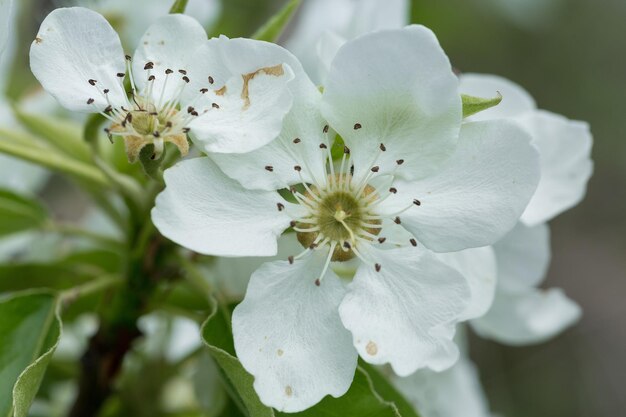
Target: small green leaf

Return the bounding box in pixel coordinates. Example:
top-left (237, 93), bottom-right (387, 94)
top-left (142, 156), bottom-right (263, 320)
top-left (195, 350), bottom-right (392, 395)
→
top-left (201, 298), bottom-right (275, 417)
top-left (0, 290), bottom-right (62, 417)
top-left (461, 93), bottom-right (503, 118)
top-left (0, 190), bottom-right (47, 237)
top-left (14, 109), bottom-right (91, 162)
top-left (139, 144), bottom-right (166, 180)
top-left (169, 0), bottom-right (189, 14)
top-left (252, 0), bottom-right (302, 42)
top-left (359, 362), bottom-right (421, 417)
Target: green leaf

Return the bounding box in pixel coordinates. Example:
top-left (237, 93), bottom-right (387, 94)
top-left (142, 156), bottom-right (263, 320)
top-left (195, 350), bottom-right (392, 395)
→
top-left (169, 0), bottom-right (189, 14)
top-left (0, 190), bottom-right (47, 237)
top-left (0, 129), bottom-right (110, 188)
top-left (201, 298), bottom-right (275, 417)
top-left (14, 109), bottom-right (91, 162)
top-left (461, 93), bottom-right (503, 118)
top-left (0, 290), bottom-right (62, 417)
top-left (359, 362), bottom-right (421, 417)
top-left (252, 0), bottom-right (302, 42)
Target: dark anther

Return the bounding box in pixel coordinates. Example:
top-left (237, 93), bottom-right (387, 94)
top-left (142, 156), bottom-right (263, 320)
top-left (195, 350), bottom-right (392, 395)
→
top-left (103, 89), bottom-right (109, 94)
top-left (375, 263), bottom-right (382, 272)
top-left (182, 127), bottom-right (190, 133)
top-left (309, 243), bottom-right (318, 249)
top-left (277, 203), bottom-right (285, 211)
top-left (87, 98), bottom-right (94, 104)
top-left (314, 279), bottom-right (321, 287)
top-left (208, 76), bottom-right (214, 84)
top-left (153, 131), bottom-right (160, 137)
top-left (149, 111), bottom-right (158, 116)
top-left (125, 54), bottom-right (132, 61)
top-left (293, 138), bottom-right (301, 144)
top-left (371, 166), bottom-right (380, 173)
top-left (150, 153), bottom-right (156, 160)
top-left (294, 165), bottom-right (302, 172)
top-left (319, 143), bottom-right (328, 149)
top-left (394, 216), bottom-right (401, 224)
top-left (379, 143), bottom-right (386, 151)
top-left (212, 103), bottom-right (220, 109)
top-left (165, 68), bottom-right (173, 74)
top-left (343, 241), bottom-right (351, 249)
top-left (88, 79), bottom-right (97, 86)
top-left (116, 72), bottom-right (125, 77)
top-left (344, 146), bottom-right (351, 154)
top-left (148, 75), bottom-right (156, 81)
top-left (200, 88), bottom-right (208, 94)
top-left (389, 187), bottom-right (397, 194)
top-left (104, 105), bottom-right (112, 113)
top-left (265, 165), bottom-right (274, 172)
top-left (396, 159), bottom-right (405, 165)
top-left (323, 125), bottom-right (329, 133)
top-left (178, 69), bottom-right (187, 75)
top-left (410, 238), bottom-right (417, 247)
top-left (288, 256), bottom-right (294, 264)
top-left (187, 106), bottom-right (195, 113)
top-left (413, 199), bottom-right (421, 206)
top-left (354, 123), bottom-right (362, 130)
top-left (378, 237), bottom-right (386, 244)
top-left (290, 220), bottom-right (297, 227)
top-left (190, 110), bottom-right (199, 116)
top-left (166, 121), bottom-right (173, 128)
top-left (144, 61), bottom-right (154, 70)
top-left (126, 113), bottom-right (133, 123)
top-left (182, 76), bottom-right (190, 83)
top-left (350, 165), bottom-right (355, 175)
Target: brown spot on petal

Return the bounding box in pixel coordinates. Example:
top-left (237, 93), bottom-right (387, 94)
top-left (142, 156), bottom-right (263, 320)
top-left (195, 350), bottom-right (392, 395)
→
top-left (215, 86), bottom-right (227, 96)
top-left (366, 341), bottom-right (378, 356)
top-left (241, 64), bottom-right (285, 109)
top-left (285, 386), bottom-right (293, 397)
top-left (277, 349), bottom-right (284, 356)
top-left (34, 37), bottom-right (43, 44)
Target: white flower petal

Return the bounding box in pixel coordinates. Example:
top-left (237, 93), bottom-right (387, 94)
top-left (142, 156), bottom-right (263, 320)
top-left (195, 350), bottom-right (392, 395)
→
top-left (493, 222), bottom-right (551, 293)
top-left (384, 120), bottom-right (540, 252)
top-left (459, 73), bottom-right (536, 120)
top-left (182, 37), bottom-right (295, 154)
top-left (132, 14), bottom-right (208, 103)
top-left (152, 157), bottom-right (296, 257)
top-left (392, 354), bottom-right (492, 417)
top-left (518, 110), bottom-right (593, 225)
top-left (339, 246), bottom-right (470, 375)
top-left (284, 0), bottom-right (409, 84)
top-left (321, 25), bottom-right (461, 183)
top-left (208, 233), bottom-right (301, 302)
top-left (435, 246), bottom-right (498, 320)
top-left (29, 7), bottom-right (127, 112)
top-left (232, 252), bottom-right (357, 412)
top-left (208, 61), bottom-right (327, 190)
top-left (315, 31), bottom-right (345, 85)
top-left (471, 287), bottom-right (581, 345)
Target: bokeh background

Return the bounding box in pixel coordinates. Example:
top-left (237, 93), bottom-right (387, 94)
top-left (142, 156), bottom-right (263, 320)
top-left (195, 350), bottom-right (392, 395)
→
top-left (4, 0), bottom-right (625, 416)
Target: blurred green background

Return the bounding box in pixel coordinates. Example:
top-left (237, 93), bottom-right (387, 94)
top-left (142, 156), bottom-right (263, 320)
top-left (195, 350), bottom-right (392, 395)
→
top-left (8, 0), bottom-right (626, 416)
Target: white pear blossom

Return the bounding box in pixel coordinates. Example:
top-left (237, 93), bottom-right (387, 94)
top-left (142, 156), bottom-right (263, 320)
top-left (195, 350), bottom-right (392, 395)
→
top-left (30, 7), bottom-right (295, 162)
top-left (284, 0), bottom-right (409, 84)
top-left (460, 74), bottom-right (590, 344)
top-left (153, 25), bottom-right (540, 411)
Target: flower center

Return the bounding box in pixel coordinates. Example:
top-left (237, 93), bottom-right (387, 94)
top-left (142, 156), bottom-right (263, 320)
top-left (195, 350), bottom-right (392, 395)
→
top-left (296, 177), bottom-right (381, 261)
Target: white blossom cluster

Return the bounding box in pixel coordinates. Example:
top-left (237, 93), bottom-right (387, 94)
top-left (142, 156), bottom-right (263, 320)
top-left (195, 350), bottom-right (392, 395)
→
top-left (4, 0), bottom-right (592, 415)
